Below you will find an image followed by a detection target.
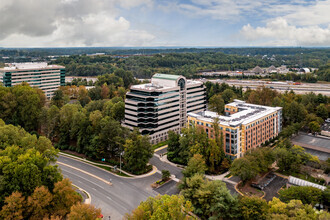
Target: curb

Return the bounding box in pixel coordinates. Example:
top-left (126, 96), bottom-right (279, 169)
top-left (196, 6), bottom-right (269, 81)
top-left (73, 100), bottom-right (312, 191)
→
top-left (72, 184), bottom-right (91, 204)
top-left (59, 152), bottom-right (158, 179)
top-left (155, 154), bottom-right (185, 169)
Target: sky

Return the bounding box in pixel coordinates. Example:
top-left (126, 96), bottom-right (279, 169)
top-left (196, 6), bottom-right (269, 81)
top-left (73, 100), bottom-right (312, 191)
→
top-left (0, 0), bottom-right (329, 47)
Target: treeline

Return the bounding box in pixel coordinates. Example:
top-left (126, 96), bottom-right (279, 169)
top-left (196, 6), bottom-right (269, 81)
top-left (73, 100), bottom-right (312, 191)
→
top-left (50, 50), bottom-right (330, 79)
top-left (0, 120), bottom-right (101, 219)
top-left (127, 153), bottom-right (330, 219)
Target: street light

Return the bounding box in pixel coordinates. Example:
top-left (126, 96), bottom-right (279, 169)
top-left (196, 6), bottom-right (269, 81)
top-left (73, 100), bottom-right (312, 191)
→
top-left (120, 152), bottom-right (124, 174)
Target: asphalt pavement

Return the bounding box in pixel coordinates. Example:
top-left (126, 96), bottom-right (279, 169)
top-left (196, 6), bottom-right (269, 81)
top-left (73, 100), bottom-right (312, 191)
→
top-left (57, 156), bottom-right (158, 220)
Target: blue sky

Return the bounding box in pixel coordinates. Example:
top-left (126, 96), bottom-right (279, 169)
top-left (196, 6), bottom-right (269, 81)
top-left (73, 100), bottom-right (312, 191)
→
top-left (0, 0), bottom-right (329, 47)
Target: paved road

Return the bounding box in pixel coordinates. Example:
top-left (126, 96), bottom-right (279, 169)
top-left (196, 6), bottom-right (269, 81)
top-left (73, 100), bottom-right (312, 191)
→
top-left (57, 156), bottom-right (159, 220)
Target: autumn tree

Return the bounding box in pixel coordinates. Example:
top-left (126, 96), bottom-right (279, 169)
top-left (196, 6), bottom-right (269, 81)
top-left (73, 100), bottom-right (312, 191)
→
top-left (67, 203), bottom-right (101, 220)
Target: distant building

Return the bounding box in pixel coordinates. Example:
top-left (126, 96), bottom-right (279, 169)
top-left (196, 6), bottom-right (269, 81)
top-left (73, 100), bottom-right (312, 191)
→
top-left (0, 62), bottom-right (65, 98)
top-left (188, 100), bottom-right (282, 159)
top-left (299, 68), bottom-right (311, 73)
top-left (124, 73), bottom-right (206, 144)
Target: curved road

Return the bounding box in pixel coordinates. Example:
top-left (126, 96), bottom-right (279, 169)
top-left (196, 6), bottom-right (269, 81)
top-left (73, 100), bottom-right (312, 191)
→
top-left (56, 154), bottom-right (183, 219)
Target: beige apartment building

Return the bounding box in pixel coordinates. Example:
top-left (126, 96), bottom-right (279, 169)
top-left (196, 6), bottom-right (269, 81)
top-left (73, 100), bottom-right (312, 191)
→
top-left (0, 62), bottom-right (65, 98)
top-left (124, 73), bottom-right (206, 144)
top-left (188, 100), bottom-right (282, 159)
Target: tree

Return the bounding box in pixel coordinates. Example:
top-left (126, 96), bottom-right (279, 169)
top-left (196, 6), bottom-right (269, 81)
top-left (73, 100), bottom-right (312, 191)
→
top-left (161, 170), bottom-right (171, 181)
top-left (182, 177), bottom-right (239, 219)
top-left (111, 101), bottom-right (125, 121)
top-left (221, 89), bottom-right (236, 103)
top-left (77, 86), bottom-right (90, 106)
top-left (123, 129), bottom-right (153, 174)
top-left (309, 121), bottom-right (321, 134)
top-left (67, 203), bottom-right (102, 220)
top-left (183, 154), bottom-right (207, 179)
top-left (125, 195), bottom-right (194, 220)
top-left (268, 198), bottom-right (321, 220)
top-left (11, 83), bottom-right (45, 131)
top-left (230, 157), bottom-right (258, 183)
top-left (51, 179), bottom-right (82, 217)
top-left (209, 94), bottom-right (224, 114)
top-left (279, 186), bottom-right (322, 206)
top-left (239, 196), bottom-right (268, 220)
top-left (0, 192), bottom-right (25, 220)
top-left (87, 86), bottom-right (102, 100)
top-left (100, 83), bottom-right (109, 99)
top-left (27, 186), bottom-right (53, 219)
top-left (51, 89), bottom-right (66, 108)
top-left (316, 104), bottom-right (328, 119)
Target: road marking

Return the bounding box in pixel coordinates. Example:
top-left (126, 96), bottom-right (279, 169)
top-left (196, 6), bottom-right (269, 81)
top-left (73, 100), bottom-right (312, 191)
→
top-left (154, 145), bottom-right (168, 152)
top-left (92, 187), bottom-right (97, 191)
top-left (106, 196), bottom-right (112, 201)
top-left (57, 161), bottom-right (112, 185)
top-left (61, 168), bottom-right (107, 190)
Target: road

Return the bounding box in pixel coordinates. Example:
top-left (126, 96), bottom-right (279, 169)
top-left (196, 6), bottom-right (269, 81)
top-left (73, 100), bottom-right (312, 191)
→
top-left (57, 156), bottom-right (160, 219)
top-left (57, 151), bottom-right (237, 219)
top-left (207, 79), bottom-right (330, 95)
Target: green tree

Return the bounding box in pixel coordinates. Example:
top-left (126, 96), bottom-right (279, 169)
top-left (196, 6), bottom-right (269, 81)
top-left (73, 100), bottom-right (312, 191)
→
top-left (11, 83), bottom-right (45, 131)
top-left (161, 170), bottom-right (171, 181)
top-left (316, 104), bottom-right (328, 119)
top-left (123, 129), bottom-right (153, 174)
top-left (51, 89), bottom-right (66, 108)
top-left (309, 121), bottom-right (321, 134)
top-left (268, 198), bottom-right (320, 220)
top-left (230, 157), bottom-right (258, 183)
top-left (183, 154), bottom-right (207, 179)
top-left (183, 177), bottom-right (239, 219)
top-left (209, 94), bottom-right (224, 114)
top-left (279, 186), bottom-right (322, 206)
top-left (125, 195), bottom-right (194, 220)
top-left (111, 101), bottom-right (125, 121)
top-left (221, 89), bottom-right (236, 103)
top-left (239, 196), bottom-right (268, 220)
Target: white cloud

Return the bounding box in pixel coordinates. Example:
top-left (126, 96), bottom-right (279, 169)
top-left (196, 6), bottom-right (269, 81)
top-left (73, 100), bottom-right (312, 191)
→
top-left (0, 0), bottom-right (155, 47)
top-left (241, 18), bottom-right (330, 46)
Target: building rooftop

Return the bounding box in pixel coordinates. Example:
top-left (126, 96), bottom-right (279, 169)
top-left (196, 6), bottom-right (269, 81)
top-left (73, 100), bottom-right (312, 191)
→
top-left (188, 99), bottom-right (282, 127)
top-left (152, 73), bottom-right (181, 81)
top-left (1, 62), bottom-right (64, 70)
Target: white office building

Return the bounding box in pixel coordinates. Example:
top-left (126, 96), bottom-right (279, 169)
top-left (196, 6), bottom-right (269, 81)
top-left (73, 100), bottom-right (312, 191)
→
top-left (124, 73), bottom-right (206, 144)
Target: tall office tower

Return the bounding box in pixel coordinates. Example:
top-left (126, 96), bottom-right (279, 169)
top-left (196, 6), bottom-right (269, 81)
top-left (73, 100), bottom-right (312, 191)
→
top-left (188, 100), bottom-right (282, 159)
top-left (124, 73), bottom-right (206, 144)
top-left (0, 62), bottom-right (65, 98)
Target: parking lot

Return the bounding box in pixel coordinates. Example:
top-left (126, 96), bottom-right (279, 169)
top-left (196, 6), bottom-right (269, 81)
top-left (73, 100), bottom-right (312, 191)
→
top-left (291, 134), bottom-right (330, 156)
top-left (263, 176), bottom-right (287, 201)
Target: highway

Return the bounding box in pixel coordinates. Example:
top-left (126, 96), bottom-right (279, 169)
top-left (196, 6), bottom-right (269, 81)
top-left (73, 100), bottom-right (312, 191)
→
top-left (57, 156), bottom-right (160, 219)
top-left (207, 79), bottom-right (330, 95)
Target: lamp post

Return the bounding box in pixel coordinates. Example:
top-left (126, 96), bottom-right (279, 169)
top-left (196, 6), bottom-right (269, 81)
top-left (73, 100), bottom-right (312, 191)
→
top-left (120, 152), bottom-right (124, 174)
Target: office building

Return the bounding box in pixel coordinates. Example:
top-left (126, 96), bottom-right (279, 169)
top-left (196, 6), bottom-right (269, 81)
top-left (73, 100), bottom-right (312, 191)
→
top-left (124, 73), bottom-right (206, 144)
top-left (188, 100), bottom-right (282, 159)
top-left (0, 62), bottom-right (65, 98)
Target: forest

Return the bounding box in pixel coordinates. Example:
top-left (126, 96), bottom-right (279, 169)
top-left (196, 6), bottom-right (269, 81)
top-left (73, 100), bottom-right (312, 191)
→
top-left (1, 70), bottom-right (330, 219)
